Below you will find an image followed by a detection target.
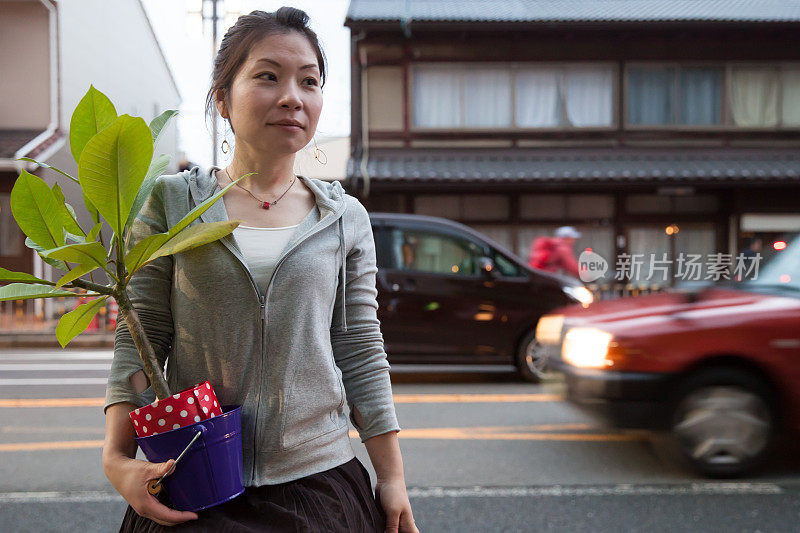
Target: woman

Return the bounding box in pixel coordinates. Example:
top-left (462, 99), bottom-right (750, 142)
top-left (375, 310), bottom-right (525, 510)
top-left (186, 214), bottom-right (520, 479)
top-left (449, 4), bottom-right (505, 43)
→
top-left (102, 8), bottom-right (419, 532)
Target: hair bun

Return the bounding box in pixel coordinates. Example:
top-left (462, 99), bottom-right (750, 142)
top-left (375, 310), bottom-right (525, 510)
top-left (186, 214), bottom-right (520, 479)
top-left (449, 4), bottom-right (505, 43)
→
top-left (276, 6), bottom-right (310, 30)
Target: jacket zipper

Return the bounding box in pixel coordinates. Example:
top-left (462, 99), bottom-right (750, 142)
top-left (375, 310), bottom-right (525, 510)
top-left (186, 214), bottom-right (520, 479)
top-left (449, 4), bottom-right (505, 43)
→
top-left (249, 208), bottom-right (344, 481)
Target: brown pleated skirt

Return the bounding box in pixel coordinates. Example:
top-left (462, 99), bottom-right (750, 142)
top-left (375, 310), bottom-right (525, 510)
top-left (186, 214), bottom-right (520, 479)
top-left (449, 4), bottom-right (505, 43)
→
top-left (118, 456), bottom-right (386, 532)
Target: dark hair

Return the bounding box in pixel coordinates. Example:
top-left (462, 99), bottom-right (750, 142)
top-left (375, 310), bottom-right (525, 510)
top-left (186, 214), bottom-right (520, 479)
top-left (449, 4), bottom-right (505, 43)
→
top-left (204, 7), bottom-right (327, 135)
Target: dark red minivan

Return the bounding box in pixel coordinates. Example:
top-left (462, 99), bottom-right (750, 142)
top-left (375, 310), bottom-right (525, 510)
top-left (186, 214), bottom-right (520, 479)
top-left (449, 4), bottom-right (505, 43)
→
top-left (368, 213), bottom-right (593, 382)
top-left (537, 234), bottom-right (800, 477)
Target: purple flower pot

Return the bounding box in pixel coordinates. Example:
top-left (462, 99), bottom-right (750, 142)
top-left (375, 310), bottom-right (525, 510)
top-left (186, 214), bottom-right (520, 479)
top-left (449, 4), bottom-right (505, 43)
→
top-left (135, 404), bottom-right (245, 511)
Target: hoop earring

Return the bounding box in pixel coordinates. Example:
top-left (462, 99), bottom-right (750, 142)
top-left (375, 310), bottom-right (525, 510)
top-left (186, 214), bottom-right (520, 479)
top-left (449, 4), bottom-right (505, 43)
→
top-left (221, 139), bottom-right (230, 154)
top-left (312, 137), bottom-right (327, 165)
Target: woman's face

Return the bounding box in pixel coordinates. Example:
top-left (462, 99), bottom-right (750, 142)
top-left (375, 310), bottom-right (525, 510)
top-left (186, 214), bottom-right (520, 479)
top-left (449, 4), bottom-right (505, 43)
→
top-left (218, 31), bottom-right (322, 156)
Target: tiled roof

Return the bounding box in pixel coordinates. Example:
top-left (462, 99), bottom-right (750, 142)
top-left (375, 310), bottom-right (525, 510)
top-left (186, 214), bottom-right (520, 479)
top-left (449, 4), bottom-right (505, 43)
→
top-left (0, 128), bottom-right (66, 160)
top-left (346, 0), bottom-right (800, 24)
top-left (346, 147), bottom-right (800, 185)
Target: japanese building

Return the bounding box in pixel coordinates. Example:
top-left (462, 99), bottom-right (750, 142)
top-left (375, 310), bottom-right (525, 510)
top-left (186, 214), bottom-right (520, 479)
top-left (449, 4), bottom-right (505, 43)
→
top-left (343, 0), bottom-right (800, 288)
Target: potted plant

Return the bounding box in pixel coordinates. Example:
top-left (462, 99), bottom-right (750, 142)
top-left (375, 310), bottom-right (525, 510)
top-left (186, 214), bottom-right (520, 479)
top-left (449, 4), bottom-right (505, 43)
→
top-left (0, 85), bottom-right (250, 511)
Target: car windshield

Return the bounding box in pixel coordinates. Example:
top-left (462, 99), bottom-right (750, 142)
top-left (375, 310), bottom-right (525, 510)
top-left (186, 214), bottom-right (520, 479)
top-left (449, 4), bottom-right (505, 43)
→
top-left (739, 234), bottom-right (800, 293)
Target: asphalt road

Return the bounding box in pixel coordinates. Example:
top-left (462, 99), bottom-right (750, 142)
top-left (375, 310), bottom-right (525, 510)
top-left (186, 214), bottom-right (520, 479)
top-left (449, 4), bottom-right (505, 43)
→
top-left (1, 349), bottom-right (799, 532)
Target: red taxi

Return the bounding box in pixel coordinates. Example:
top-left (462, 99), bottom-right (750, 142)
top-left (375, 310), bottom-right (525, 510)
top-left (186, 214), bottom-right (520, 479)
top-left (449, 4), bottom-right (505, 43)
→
top-left (536, 235), bottom-right (800, 477)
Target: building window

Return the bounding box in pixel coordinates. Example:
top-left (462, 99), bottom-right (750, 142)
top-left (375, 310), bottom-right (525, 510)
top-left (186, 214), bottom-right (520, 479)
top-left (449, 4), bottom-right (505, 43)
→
top-left (626, 62), bottom-right (800, 129)
top-left (412, 63), bottom-right (615, 129)
top-left (627, 66), bottom-right (724, 126)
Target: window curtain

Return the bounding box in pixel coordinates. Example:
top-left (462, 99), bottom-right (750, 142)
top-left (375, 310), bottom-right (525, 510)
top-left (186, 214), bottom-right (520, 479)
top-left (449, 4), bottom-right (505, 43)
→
top-left (782, 68), bottom-right (800, 126)
top-left (413, 67), bottom-right (461, 127)
top-left (729, 67), bottom-right (778, 127)
top-left (464, 69), bottom-right (511, 127)
top-left (564, 67), bottom-right (613, 127)
top-left (679, 67), bottom-right (723, 125)
top-left (515, 68), bottom-right (560, 127)
top-left (627, 68), bottom-right (675, 125)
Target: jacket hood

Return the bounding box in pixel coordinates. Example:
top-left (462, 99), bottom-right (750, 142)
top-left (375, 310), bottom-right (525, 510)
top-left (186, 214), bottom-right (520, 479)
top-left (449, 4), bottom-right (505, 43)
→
top-left (185, 165), bottom-right (351, 332)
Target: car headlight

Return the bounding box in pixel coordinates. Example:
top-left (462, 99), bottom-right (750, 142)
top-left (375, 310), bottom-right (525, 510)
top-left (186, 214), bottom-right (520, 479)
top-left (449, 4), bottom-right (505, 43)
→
top-left (535, 314), bottom-right (564, 345)
top-left (562, 285), bottom-right (593, 307)
top-left (562, 327), bottom-right (614, 368)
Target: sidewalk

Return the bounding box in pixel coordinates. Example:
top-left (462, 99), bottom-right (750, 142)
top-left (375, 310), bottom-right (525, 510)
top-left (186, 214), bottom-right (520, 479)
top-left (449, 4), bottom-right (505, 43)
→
top-left (0, 331), bottom-right (115, 348)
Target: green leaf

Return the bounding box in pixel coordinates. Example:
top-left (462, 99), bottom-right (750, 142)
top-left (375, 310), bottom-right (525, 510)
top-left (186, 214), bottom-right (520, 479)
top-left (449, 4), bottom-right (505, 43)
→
top-left (83, 191), bottom-right (100, 225)
top-left (0, 267), bottom-right (54, 285)
top-left (169, 172), bottom-right (252, 238)
top-left (78, 114), bottom-right (153, 241)
top-left (124, 232), bottom-right (171, 273)
top-left (40, 241), bottom-right (108, 270)
top-left (55, 295), bottom-right (109, 348)
top-left (52, 182), bottom-right (87, 238)
top-left (125, 154), bottom-right (170, 231)
top-left (10, 169), bottom-right (65, 249)
top-left (25, 237), bottom-right (69, 271)
top-left (128, 221), bottom-right (241, 274)
top-left (149, 110), bottom-right (178, 150)
top-left (0, 283), bottom-right (77, 301)
top-left (16, 158), bottom-right (79, 185)
top-left (55, 263), bottom-right (99, 289)
top-left (87, 221), bottom-right (103, 242)
top-left (69, 85), bottom-right (117, 164)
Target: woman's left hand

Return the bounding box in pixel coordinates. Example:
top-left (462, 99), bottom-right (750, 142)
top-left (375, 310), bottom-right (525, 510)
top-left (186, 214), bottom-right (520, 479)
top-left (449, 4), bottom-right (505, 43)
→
top-left (375, 477), bottom-right (419, 532)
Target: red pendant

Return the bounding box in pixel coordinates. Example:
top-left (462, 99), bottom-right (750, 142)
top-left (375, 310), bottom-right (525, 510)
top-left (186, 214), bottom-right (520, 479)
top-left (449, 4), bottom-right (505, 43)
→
top-left (262, 201), bottom-right (270, 210)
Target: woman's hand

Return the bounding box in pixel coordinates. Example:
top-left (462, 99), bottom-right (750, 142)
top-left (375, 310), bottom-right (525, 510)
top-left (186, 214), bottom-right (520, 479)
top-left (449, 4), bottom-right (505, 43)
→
top-left (103, 454), bottom-right (199, 527)
top-left (375, 477), bottom-right (419, 532)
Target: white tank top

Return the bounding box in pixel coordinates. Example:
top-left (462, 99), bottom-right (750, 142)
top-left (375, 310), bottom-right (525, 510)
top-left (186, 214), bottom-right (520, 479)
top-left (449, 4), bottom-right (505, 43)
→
top-left (232, 223), bottom-right (301, 292)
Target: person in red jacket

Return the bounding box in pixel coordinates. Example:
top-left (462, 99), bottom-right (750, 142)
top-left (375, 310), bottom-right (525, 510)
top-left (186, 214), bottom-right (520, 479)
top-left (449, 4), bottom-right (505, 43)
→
top-left (528, 226), bottom-right (582, 278)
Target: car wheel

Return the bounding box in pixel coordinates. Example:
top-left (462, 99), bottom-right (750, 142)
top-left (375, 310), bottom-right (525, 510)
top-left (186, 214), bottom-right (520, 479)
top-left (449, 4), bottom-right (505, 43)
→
top-left (515, 331), bottom-right (549, 383)
top-left (668, 368), bottom-right (777, 478)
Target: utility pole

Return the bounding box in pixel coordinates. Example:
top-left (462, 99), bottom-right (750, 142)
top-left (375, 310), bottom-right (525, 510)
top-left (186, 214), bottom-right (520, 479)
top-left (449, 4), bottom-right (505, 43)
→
top-left (188, 0), bottom-right (240, 166)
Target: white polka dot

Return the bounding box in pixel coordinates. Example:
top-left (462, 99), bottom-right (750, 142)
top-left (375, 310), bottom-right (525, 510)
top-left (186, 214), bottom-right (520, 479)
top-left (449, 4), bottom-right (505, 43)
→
top-left (134, 409), bottom-right (140, 415)
top-left (194, 415), bottom-right (201, 422)
top-left (143, 426), bottom-right (147, 433)
top-left (173, 424), bottom-right (181, 430)
top-left (153, 400), bottom-right (159, 407)
top-left (214, 401), bottom-right (218, 407)
top-left (134, 420), bottom-right (138, 426)
top-left (187, 397), bottom-right (194, 404)
top-left (165, 405), bottom-right (173, 413)
top-left (158, 419), bottom-right (165, 426)
top-left (152, 431), bottom-right (158, 435)
top-left (180, 410), bottom-right (187, 417)
top-left (202, 406), bottom-right (208, 414)
top-left (145, 414), bottom-right (151, 421)
top-left (204, 395), bottom-right (209, 401)
top-left (206, 383), bottom-right (210, 389)
top-left (173, 394), bottom-right (180, 399)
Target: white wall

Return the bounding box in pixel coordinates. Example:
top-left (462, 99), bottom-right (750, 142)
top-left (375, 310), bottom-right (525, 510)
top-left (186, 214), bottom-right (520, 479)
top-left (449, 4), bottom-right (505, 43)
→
top-left (40, 0), bottom-right (181, 281)
top-left (0, 1), bottom-right (51, 128)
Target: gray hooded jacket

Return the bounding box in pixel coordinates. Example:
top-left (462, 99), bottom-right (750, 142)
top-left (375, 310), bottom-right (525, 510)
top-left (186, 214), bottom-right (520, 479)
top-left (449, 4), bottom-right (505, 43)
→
top-left (104, 165), bottom-right (401, 486)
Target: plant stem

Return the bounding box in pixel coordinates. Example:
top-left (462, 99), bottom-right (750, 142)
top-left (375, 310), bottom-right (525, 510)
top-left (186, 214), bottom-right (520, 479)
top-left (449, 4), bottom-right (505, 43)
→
top-left (114, 288), bottom-right (170, 400)
top-left (68, 278), bottom-right (114, 295)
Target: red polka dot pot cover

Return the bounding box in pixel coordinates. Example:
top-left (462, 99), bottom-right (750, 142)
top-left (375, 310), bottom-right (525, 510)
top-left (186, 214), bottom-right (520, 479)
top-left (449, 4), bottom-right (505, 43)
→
top-left (129, 380), bottom-right (223, 438)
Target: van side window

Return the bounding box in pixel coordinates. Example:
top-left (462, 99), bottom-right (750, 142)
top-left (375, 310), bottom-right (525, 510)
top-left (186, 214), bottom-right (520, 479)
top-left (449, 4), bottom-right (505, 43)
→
top-left (390, 228), bottom-right (482, 276)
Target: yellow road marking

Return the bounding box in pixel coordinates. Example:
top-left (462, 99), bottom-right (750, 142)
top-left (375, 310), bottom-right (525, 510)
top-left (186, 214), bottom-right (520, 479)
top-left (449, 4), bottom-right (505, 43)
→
top-left (0, 394), bottom-right (564, 408)
top-left (0, 440), bottom-right (104, 452)
top-left (349, 425), bottom-right (648, 442)
top-left (0, 398), bottom-right (104, 408)
top-left (393, 393), bottom-right (565, 403)
top-left (0, 424), bottom-right (648, 452)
